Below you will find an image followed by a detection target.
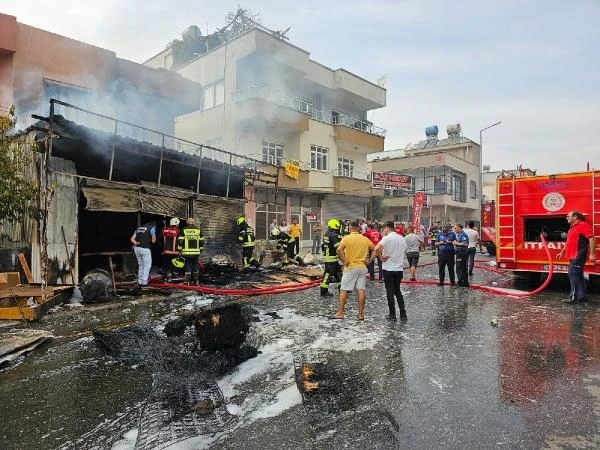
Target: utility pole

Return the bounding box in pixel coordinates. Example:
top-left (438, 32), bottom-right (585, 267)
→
top-left (479, 121), bottom-right (502, 203)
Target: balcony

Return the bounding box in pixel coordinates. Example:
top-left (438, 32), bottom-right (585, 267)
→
top-left (332, 169), bottom-right (375, 197)
top-left (232, 86), bottom-right (386, 138)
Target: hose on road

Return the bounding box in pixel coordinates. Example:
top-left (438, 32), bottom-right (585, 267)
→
top-left (151, 234), bottom-right (553, 299)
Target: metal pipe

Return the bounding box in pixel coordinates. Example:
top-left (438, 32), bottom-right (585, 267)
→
top-left (157, 135), bottom-right (165, 187)
top-left (226, 153), bottom-right (232, 198)
top-left (196, 146), bottom-right (203, 194)
top-left (108, 121), bottom-right (118, 180)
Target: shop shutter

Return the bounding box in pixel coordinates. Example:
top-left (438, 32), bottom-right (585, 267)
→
top-left (323, 194), bottom-right (367, 222)
top-left (193, 195), bottom-right (244, 258)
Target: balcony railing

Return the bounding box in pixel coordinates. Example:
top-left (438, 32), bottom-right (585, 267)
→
top-left (232, 85), bottom-right (386, 137)
top-left (332, 169), bottom-right (371, 181)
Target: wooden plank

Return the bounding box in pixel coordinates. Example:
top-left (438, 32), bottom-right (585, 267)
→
top-left (0, 286), bottom-right (53, 300)
top-left (18, 253), bottom-right (33, 284)
top-left (0, 273), bottom-right (20, 287)
top-left (0, 306), bottom-right (37, 321)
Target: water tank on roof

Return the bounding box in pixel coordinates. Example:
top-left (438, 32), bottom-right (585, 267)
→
top-left (446, 123), bottom-right (461, 137)
top-left (182, 25), bottom-right (202, 41)
top-left (425, 125), bottom-right (439, 139)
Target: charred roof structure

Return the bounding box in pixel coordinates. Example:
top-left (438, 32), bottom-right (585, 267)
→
top-left (0, 99), bottom-right (284, 285)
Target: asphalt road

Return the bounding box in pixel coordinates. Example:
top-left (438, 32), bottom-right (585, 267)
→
top-left (1, 257), bottom-right (599, 450)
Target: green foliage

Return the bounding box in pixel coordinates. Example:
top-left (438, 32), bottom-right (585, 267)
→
top-left (0, 106), bottom-right (40, 222)
top-left (369, 196), bottom-right (386, 220)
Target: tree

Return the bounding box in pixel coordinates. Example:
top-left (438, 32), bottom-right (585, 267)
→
top-left (0, 105), bottom-right (40, 223)
top-left (368, 196), bottom-right (386, 221)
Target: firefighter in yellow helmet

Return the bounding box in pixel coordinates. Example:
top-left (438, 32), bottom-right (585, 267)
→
top-left (237, 216), bottom-right (261, 271)
top-left (320, 218), bottom-right (343, 296)
top-left (176, 217), bottom-right (204, 284)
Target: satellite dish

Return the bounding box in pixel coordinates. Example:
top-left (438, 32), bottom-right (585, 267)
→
top-left (376, 75), bottom-right (387, 87)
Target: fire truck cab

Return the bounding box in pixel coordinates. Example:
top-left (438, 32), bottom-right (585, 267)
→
top-left (496, 170), bottom-right (600, 284)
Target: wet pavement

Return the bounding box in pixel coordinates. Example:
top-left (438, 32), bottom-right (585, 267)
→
top-left (1, 255), bottom-right (599, 449)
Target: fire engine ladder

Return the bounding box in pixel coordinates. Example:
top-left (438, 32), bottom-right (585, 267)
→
top-left (498, 178), bottom-right (517, 261)
top-left (593, 170), bottom-right (600, 242)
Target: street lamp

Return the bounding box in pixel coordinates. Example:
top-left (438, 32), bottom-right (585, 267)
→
top-left (479, 121), bottom-right (502, 202)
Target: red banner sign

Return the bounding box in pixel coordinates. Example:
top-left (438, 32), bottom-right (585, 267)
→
top-left (411, 192), bottom-right (426, 232)
top-left (371, 172), bottom-right (413, 191)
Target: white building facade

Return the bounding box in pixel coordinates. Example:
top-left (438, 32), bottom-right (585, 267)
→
top-left (146, 23), bottom-right (386, 242)
top-left (368, 129), bottom-right (482, 226)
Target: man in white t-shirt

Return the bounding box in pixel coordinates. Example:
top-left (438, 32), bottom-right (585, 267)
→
top-left (464, 221), bottom-right (480, 276)
top-left (374, 221), bottom-right (408, 322)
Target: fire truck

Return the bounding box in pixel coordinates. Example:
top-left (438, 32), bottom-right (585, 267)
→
top-left (496, 170), bottom-right (600, 285)
top-left (480, 200), bottom-right (496, 256)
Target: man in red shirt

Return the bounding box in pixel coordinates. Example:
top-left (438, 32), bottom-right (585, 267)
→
top-left (363, 224), bottom-right (383, 280)
top-left (161, 217), bottom-right (181, 281)
top-left (557, 210), bottom-right (596, 303)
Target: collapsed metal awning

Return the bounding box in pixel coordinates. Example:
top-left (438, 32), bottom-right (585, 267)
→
top-left (81, 187), bottom-right (189, 217)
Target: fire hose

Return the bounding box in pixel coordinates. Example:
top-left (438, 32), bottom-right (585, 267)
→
top-left (403, 233), bottom-right (554, 298)
top-left (150, 279), bottom-right (321, 296)
top-left (151, 234), bottom-right (553, 299)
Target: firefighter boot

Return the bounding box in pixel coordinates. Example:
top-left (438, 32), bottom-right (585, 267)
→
top-left (321, 287), bottom-right (333, 297)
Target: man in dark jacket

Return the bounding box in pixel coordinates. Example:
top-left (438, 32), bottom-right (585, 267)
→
top-left (435, 225), bottom-right (456, 286)
top-left (453, 223), bottom-right (470, 287)
top-left (130, 220), bottom-right (157, 287)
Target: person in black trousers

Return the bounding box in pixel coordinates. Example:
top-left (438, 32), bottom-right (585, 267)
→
top-left (435, 225), bottom-right (456, 286)
top-left (452, 223), bottom-right (470, 287)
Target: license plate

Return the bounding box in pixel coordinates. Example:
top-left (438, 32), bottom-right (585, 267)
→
top-left (541, 264), bottom-right (569, 271)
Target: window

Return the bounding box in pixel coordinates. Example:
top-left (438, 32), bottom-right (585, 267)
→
top-left (452, 172), bottom-right (466, 202)
top-left (337, 157), bottom-right (354, 177)
top-left (470, 180), bottom-right (477, 198)
top-left (331, 110), bottom-right (339, 125)
top-left (310, 145), bottom-right (329, 171)
top-left (262, 140), bottom-right (284, 166)
top-left (202, 80), bottom-right (224, 111)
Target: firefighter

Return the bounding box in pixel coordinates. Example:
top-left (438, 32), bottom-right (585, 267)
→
top-left (237, 216), bottom-right (261, 271)
top-left (176, 217), bottom-right (204, 284)
top-left (161, 217), bottom-right (180, 281)
top-left (320, 218), bottom-right (343, 296)
top-left (272, 227), bottom-right (304, 266)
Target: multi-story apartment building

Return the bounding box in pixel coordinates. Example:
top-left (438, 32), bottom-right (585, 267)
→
top-left (368, 125), bottom-right (481, 226)
top-left (145, 13), bottom-right (386, 240)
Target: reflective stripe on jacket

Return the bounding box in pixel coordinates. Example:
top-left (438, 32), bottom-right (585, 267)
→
top-left (177, 226), bottom-right (204, 256)
top-left (238, 226), bottom-right (256, 248)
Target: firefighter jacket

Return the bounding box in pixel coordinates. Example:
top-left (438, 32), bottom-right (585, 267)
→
top-left (162, 226), bottom-right (179, 255)
top-left (276, 232), bottom-right (295, 253)
top-left (322, 229), bottom-right (341, 263)
top-left (177, 225), bottom-right (204, 257)
top-left (238, 225), bottom-right (256, 248)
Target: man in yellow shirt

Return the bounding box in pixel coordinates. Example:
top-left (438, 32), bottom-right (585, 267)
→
top-left (289, 218), bottom-right (302, 256)
top-left (332, 220), bottom-right (375, 320)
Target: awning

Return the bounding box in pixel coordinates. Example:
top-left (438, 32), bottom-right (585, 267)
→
top-left (82, 187), bottom-right (189, 217)
top-left (81, 188), bottom-right (139, 212)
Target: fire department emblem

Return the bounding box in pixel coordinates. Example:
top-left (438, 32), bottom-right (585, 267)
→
top-left (542, 192), bottom-right (565, 212)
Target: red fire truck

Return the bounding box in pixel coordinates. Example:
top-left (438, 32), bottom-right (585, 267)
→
top-left (480, 200), bottom-right (496, 256)
top-left (496, 170), bottom-right (600, 284)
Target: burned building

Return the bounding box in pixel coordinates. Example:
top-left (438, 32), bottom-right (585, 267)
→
top-left (1, 100), bottom-right (281, 284)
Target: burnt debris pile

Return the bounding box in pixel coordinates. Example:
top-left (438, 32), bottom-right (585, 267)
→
top-left (92, 303), bottom-right (258, 449)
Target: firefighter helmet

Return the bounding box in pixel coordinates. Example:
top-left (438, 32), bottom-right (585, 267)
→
top-left (169, 217), bottom-right (180, 226)
top-left (171, 256), bottom-right (185, 269)
top-left (327, 218), bottom-right (340, 230)
top-left (237, 216), bottom-right (246, 226)
top-left (271, 227), bottom-right (280, 237)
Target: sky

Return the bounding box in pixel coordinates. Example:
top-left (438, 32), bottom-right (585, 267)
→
top-left (3, 0), bottom-right (599, 173)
